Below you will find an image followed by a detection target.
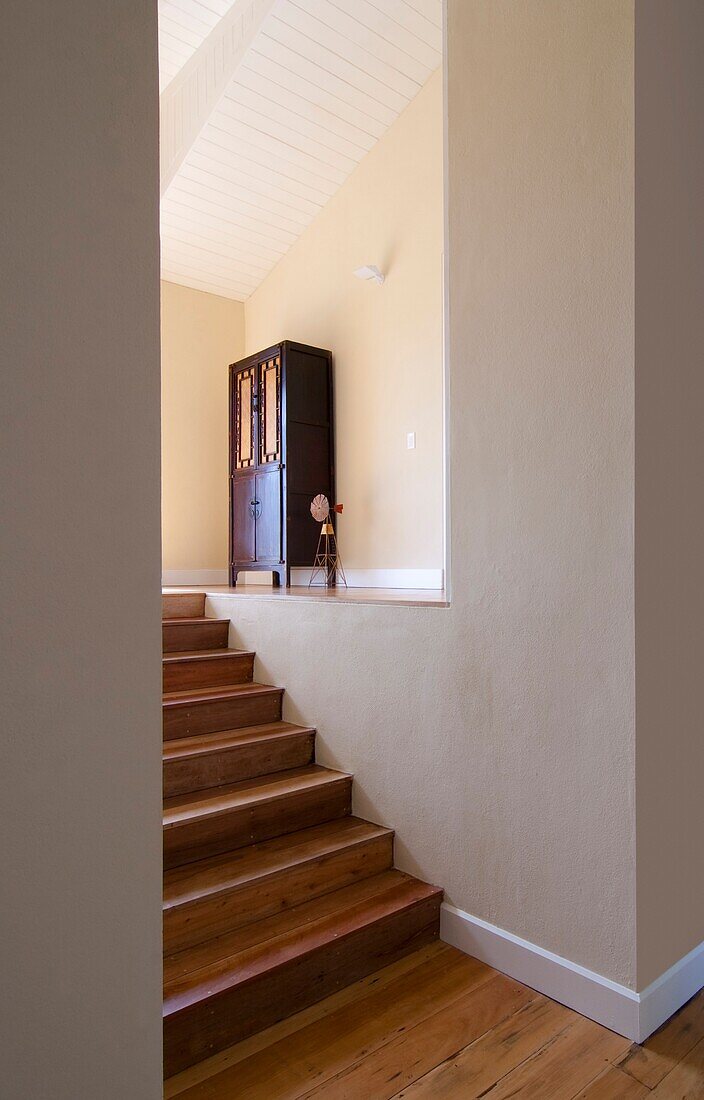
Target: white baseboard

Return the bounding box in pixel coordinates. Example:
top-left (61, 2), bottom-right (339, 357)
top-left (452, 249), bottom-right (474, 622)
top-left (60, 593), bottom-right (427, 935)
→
top-left (162, 569), bottom-right (228, 585)
top-left (164, 567), bottom-right (444, 590)
top-left (441, 903), bottom-right (704, 1043)
top-left (235, 567), bottom-right (443, 589)
top-left (638, 938), bottom-right (704, 1042)
top-left (291, 567), bottom-right (444, 590)
top-left (441, 904), bottom-right (640, 1039)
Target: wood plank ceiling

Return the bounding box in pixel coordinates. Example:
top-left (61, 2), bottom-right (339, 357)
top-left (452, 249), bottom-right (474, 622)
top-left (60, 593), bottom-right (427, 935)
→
top-left (158, 0), bottom-right (443, 300)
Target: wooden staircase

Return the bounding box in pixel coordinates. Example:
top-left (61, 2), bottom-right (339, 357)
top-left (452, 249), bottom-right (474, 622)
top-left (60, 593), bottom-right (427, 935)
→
top-left (162, 592), bottom-right (443, 1080)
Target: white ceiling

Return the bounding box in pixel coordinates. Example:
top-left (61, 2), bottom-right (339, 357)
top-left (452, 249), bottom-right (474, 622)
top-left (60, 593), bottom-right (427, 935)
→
top-left (158, 0), bottom-right (443, 301)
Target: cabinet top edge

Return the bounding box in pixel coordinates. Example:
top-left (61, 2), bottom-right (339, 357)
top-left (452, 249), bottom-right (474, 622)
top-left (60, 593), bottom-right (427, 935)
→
top-left (228, 341), bottom-right (333, 372)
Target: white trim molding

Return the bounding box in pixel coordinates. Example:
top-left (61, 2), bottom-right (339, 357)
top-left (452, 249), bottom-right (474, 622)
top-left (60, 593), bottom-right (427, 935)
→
top-left (162, 569), bottom-right (228, 585)
top-left (291, 568), bottom-right (444, 590)
top-left (163, 568), bottom-right (444, 590)
top-left (441, 903), bottom-right (704, 1043)
top-left (638, 939), bottom-right (704, 1042)
top-left (235, 568), bottom-right (445, 590)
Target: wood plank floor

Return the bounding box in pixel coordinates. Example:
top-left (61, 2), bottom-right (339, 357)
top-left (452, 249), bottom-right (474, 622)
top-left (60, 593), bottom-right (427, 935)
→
top-left (164, 943), bottom-right (704, 1099)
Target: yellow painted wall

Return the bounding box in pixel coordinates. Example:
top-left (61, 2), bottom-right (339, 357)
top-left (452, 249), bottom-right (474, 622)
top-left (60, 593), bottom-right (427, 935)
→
top-left (161, 280), bottom-right (244, 578)
top-left (244, 70), bottom-right (444, 575)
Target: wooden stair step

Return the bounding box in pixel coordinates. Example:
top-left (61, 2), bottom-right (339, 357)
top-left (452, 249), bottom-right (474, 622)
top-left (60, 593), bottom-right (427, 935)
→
top-left (163, 683), bottom-right (283, 740)
top-left (164, 870), bottom-right (413, 987)
top-left (163, 648), bottom-right (255, 692)
top-left (162, 592), bottom-right (206, 620)
top-left (163, 871), bottom-right (442, 1076)
top-left (163, 617), bottom-right (229, 654)
top-left (163, 722), bottom-right (316, 797)
top-left (163, 765), bottom-right (352, 870)
top-left (163, 816), bottom-right (394, 953)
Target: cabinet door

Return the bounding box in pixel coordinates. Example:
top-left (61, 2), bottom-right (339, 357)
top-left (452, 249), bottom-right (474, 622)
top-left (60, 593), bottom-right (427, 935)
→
top-left (233, 366), bottom-right (256, 471)
top-left (258, 353), bottom-right (281, 466)
top-left (231, 473), bottom-right (256, 563)
top-left (255, 468), bottom-right (282, 562)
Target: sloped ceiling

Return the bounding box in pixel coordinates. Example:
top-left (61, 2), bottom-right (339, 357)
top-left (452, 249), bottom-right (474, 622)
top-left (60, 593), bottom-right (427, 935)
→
top-left (158, 0), bottom-right (443, 300)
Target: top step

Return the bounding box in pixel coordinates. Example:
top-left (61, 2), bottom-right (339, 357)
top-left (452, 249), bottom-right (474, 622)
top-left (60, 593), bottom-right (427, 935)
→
top-left (163, 592), bottom-right (206, 620)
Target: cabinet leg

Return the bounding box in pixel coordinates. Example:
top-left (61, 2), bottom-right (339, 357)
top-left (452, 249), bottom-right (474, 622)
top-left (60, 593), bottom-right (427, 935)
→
top-left (230, 569), bottom-right (240, 587)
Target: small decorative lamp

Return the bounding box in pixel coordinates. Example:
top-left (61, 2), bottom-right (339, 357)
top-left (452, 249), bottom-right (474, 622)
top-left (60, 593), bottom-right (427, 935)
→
top-left (309, 495), bottom-right (346, 588)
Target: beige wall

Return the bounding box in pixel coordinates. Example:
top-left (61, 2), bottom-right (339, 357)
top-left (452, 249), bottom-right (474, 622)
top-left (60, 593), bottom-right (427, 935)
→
top-left (635, 0), bottom-right (704, 988)
top-left (209, 0), bottom-right (638, 989)
top-left (161, 280), bottom-right (245, 577)
top-left (445, 0), bottom-right (636, 985)
top-left (245, 71), bottom-right (445, 575)
top-left (0, 1), bottom-right (162, 1096)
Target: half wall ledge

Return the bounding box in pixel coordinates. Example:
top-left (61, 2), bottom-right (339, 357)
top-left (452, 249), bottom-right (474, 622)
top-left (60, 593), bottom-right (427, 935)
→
top-left (161, 582), bottom-right (449, 610)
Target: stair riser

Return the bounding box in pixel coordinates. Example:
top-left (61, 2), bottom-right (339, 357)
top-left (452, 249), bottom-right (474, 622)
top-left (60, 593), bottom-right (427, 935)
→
top-left (164, 778), bottom-right (352, 870)
top-left (162, 594), bottom-right (206, 619)
top-left (163, 691), bottom-right (282, 741)
top-left (163, 893), bottom-right (441, 1076)
top-left (163, 620), bottom-right (229, 653)
top-left (163, 653), bottom-right (255, 693)
top-left (164, 731), bottom-right (315, 798)
top-left (164, 831), bottom-right (394, 954)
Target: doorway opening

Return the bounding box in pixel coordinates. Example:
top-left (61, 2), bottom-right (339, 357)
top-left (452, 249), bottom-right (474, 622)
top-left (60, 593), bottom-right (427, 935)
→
top-left (159, 0), bottom-right (449, 605)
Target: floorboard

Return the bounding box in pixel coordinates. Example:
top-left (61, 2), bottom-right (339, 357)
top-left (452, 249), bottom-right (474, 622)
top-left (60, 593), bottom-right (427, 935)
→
top-left (648, 1036), bottom-right (704, 1099)
top-left (165, 947), bottom-right (704, 1100)
top-left (575, 1066), bottom-right (650, 1098)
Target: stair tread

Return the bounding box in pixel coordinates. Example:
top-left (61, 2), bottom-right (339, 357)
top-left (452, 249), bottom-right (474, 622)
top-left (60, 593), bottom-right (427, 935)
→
top-left (163, 722), bottom-right (314, 762)
top-left (163, 871), bottom-right (442, 1013)
top-left (163, 816), bottom-right (392, 909)
top-left (163, 765), bottom-right (351, 825)
top-left (163, 648), bottom-right (254, 663)
top-left (163, 682), bottom-right (281, 705)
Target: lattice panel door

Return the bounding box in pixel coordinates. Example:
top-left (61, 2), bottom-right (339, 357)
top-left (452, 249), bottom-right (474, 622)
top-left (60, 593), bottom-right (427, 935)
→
top-left (259, 355), bottom-right (281, 465)
top-left (235, 366), bottom-right (256, 470)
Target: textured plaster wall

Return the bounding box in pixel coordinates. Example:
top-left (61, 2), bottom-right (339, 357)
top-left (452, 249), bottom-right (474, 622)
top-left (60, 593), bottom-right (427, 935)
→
top-left (635, 0), bottom-right (704, 988)
top-left (210, 0), bottom-right (638, 988)
top-left (0, 2), bottom-right (163, 1096)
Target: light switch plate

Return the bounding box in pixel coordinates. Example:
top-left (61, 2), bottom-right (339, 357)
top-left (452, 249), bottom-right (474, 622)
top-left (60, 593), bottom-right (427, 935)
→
top-left (407, 432), bottom-right (416, 450)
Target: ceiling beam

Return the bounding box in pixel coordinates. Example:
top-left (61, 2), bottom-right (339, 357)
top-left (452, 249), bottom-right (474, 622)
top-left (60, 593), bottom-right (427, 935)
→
top-left (160, 0), bottom-right (280, 197)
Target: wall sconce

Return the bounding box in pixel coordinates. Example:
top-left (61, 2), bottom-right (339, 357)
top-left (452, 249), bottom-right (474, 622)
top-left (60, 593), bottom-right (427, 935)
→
top-left (353, 264), bottom-right (385, 286)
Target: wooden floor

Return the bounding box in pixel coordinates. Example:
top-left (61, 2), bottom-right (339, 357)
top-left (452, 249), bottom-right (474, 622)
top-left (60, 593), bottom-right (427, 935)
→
top-left (165, 942), bottom-right (704, 1099)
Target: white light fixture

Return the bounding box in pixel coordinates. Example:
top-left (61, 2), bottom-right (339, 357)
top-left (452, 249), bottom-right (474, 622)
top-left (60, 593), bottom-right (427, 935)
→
top-left (353, 264), bottom-right (385, 286)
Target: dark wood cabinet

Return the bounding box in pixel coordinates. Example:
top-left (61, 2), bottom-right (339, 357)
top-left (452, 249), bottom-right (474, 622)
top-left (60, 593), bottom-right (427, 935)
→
top-left (229, 341), bottom-right (334, 587)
